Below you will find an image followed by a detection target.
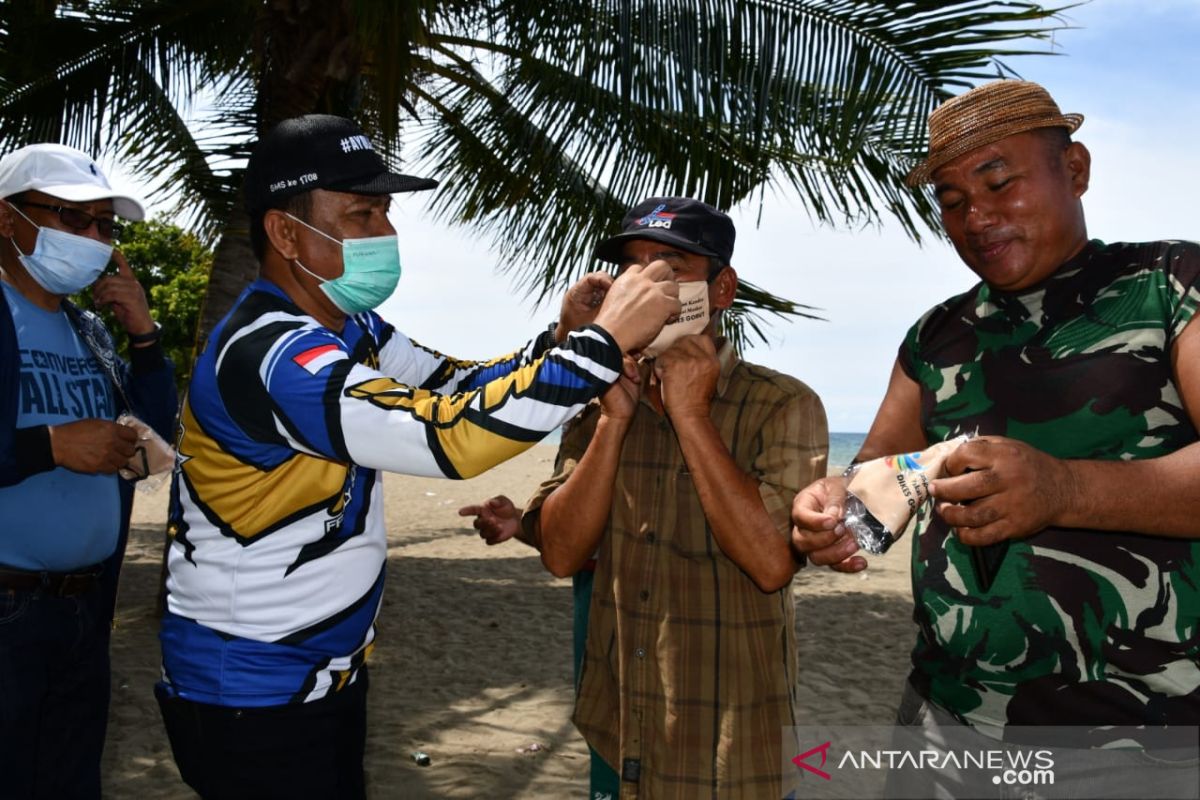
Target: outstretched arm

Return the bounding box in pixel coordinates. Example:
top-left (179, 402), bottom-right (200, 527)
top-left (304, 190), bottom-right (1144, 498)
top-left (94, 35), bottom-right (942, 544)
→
top-left (384, 264), bottom-right (676, 395)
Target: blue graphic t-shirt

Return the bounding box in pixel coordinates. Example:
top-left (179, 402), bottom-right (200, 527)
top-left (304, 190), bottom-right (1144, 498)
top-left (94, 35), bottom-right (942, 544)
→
top-left (0, 282), bottom-right (118, 570)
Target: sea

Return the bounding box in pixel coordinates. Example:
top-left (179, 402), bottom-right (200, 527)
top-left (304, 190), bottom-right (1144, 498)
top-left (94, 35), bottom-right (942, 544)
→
top-left (828, 431), bottom-right (867, 469)
top-left (541, 428), bottom-right (866, 468)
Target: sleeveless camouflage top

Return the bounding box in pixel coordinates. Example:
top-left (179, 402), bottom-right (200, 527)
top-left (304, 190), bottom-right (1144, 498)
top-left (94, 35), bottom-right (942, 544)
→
top-left (898, 239), bottom-right (1200, 738)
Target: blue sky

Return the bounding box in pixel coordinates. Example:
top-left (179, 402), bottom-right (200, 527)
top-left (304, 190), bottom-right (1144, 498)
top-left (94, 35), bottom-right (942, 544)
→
top-left (108, 2), bottom-right (1200, 432)
top-left (376, 1), bottom-right (1200, 431)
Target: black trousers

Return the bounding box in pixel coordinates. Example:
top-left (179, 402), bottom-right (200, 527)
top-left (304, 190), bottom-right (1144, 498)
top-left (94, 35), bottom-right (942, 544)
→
top-left (0, 581), bottom-right (110, 800)
top-left (156, 668), bottom-right (369, 800)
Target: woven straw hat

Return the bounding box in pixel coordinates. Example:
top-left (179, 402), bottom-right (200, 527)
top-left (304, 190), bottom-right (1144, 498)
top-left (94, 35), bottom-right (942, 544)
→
top-left (906, 80), bottom-right (1083, 185)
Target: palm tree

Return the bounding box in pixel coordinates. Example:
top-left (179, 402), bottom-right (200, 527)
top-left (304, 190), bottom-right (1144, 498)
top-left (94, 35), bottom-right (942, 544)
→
top-left (0, 1), bottom-right (1068, 350)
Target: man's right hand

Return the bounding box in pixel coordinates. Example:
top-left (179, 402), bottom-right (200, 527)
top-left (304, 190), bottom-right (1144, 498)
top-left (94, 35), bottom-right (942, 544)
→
top-left (790, 476), bottom-right (868, 572)
top-left (48, 419), bottom-right (139, 474)
top-left (592, 260), bottom-right (680, 354)
top-left (458, 495), bottom-right (523, 546)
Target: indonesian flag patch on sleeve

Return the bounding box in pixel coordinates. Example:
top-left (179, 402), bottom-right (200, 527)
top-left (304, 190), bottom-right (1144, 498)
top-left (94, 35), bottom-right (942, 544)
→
top-left (293, 343), bottom-right (348, 375)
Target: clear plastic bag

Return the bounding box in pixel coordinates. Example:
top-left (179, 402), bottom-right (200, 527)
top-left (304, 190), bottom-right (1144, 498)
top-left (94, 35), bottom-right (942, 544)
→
top-left (116, 413), bottom-right (176, 492)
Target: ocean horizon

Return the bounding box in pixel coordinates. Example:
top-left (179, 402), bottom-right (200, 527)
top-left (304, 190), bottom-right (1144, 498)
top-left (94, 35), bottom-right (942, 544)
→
top-left (827, 431), bottom-right (866, 468)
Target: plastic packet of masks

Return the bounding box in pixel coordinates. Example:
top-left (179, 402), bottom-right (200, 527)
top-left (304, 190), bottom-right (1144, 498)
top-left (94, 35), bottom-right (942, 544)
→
top-left (841, 434), bottom-right (972, 554)
top-left (116, 413), bottom-right (176, 492)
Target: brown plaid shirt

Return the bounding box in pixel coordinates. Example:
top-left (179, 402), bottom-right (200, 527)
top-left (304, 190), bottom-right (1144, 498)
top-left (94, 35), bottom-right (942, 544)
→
top-left (523, 342), bottom-right (828, 799)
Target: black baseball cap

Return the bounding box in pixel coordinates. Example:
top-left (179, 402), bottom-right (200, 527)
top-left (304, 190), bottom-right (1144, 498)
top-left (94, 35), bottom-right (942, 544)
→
top-left (243, 114), bottom-right (437, 214)
top-left (594, 197), bottom-right (736, 265)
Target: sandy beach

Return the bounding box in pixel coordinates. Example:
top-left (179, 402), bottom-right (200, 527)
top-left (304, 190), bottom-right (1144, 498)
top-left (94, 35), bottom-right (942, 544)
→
top-left (102, 447), bottom-right (914, 798)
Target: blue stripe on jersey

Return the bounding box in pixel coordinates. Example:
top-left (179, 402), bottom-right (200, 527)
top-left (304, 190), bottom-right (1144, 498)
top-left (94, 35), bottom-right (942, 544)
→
top-left (188, 295), bottom-right (296, 468)
top-left (160, 569), bottom-right (385, 707)
top-left (534, 359), bottom-right (593, 390)
top-left (459, 356), bottom-right (522, 391)
top-left (264, 328), bottom-right (367, 460)
top-left (165, 281), bottom-right (624, 708)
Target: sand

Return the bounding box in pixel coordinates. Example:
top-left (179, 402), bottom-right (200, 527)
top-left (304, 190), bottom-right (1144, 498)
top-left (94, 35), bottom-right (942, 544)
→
top-left (102, 447), bottom-right (914, 798)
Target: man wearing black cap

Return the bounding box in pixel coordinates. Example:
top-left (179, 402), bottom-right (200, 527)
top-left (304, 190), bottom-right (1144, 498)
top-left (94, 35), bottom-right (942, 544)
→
top-left (155, 115), bottom-right (680, 798)
top-left (466, 197), bottom-right (829, 798)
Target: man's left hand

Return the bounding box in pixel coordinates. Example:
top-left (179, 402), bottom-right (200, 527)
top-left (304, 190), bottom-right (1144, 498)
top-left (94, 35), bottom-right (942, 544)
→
top-left (556, 272), bottom-right (614, 341)
top-left (91, 249), bottom-right (156, 342)
top-left (654, 334), bottom-right (719, 421)
top-left (931, 436), bottom-right (1075, 546)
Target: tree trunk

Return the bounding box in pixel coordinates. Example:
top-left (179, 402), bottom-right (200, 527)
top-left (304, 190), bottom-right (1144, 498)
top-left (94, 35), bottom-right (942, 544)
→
top-left (193, 202), bottom-right (257, 353)
top-left (192, 0), bottom-right (360, 347)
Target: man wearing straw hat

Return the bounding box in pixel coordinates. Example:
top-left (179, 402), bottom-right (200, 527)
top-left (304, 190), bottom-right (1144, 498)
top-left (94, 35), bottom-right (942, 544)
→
top-left (792, 80), bottom-right (1200, 791)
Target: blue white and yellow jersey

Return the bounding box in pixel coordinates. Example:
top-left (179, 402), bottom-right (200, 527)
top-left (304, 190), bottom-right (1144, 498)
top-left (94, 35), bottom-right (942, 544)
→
top-left (160, 279), bottom-right (620, 707)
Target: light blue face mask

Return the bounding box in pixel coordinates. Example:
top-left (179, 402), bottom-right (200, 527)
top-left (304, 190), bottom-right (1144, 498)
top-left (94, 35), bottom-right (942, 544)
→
top-left (286, 213), bottom-right (401, 315)
top-left (7, 202), bottom-right (113, 296)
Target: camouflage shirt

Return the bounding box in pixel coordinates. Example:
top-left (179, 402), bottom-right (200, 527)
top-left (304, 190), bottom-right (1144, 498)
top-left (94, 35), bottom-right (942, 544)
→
top-left (898, 239), bottom-right (1200, 738)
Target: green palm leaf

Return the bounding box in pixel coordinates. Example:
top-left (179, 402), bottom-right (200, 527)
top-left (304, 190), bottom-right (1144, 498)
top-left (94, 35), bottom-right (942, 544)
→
top-left (0, 0), bottom-right (1071, 348)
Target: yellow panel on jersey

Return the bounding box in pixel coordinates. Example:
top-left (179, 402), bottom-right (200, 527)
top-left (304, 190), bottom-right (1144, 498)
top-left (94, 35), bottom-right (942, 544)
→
top-left (346, 356), bottom-right (565, 478)
top-left (177, 399), bottom-right (349, 542)
top-left (344, 378), bottom-right (423, 412)
top-left (162, 280), bottom-right (622, 708)
top-left (434, 419), bottom-right (531, 480)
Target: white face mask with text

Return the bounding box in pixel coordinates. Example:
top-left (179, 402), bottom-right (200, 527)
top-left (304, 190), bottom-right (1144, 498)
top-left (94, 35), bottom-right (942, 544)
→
top-left (641, 280), bottom-right (709, 358)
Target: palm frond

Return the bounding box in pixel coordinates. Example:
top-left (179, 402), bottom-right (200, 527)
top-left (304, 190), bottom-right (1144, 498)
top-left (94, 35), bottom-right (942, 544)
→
top-left (0, 1), bottom-right (255, 236)
top-left (1, 0), bottom-right (1072, 349)
top-left (402, 1), bottom-right (1068, 347)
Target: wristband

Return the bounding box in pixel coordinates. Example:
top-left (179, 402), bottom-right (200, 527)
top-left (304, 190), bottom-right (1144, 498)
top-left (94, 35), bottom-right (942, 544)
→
top-left (127, 321), bottom-right (163, 345)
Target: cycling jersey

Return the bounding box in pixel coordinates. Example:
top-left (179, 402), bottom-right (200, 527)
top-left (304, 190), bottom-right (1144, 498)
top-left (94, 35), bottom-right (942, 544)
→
top-left (160, 279), bottom-right (621, 706)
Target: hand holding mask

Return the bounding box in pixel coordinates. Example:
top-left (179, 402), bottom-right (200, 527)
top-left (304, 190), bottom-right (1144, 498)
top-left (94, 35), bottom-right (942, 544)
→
top-left (842, 435), bottom-right (971, 554)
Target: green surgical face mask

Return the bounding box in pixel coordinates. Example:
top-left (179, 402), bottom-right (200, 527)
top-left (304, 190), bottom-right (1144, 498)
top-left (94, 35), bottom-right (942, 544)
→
top-left (287, 213), bottom-right (401, 314)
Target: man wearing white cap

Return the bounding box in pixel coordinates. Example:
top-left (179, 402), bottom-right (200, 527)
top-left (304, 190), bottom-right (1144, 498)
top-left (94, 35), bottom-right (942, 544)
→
top-left (0, 143), bottom-right (177, 797)
top-left (791, 80), bottom-right (1200, 795)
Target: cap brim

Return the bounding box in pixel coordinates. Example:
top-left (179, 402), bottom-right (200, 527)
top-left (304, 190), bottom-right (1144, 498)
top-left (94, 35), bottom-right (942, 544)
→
top-left (37, 182), bottom-right (145, 221)
top-left (326, 171), bottom-right (438, 195)
top-left (593, 229), bottom-right (720, 263)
